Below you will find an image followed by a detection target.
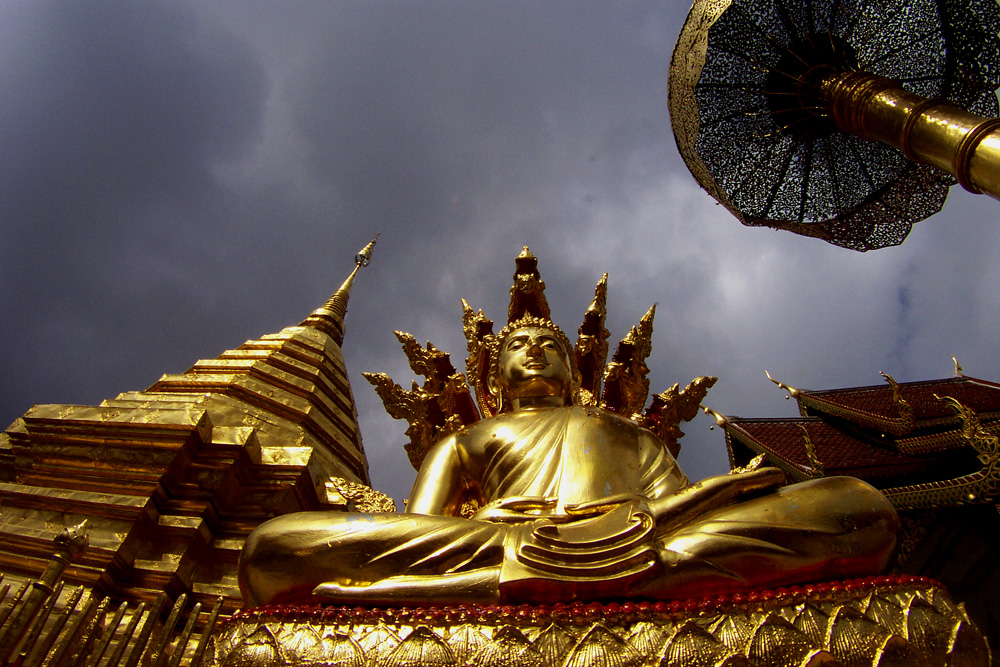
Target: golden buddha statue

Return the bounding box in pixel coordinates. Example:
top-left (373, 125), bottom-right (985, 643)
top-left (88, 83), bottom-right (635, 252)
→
top-left (239, 249), bottom-right (899, 608)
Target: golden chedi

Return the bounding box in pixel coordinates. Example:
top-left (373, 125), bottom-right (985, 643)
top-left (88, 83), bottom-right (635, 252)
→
top-left (238, 248), bottom-right (900, 608)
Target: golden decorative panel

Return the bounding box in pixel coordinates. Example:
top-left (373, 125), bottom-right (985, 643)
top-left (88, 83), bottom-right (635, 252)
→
top-left (213, 577), bottom-right (988, 667)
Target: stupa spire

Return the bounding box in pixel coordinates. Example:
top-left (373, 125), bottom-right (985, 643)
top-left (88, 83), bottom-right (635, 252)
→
top-left (300, 234), bottom-right (378, 346)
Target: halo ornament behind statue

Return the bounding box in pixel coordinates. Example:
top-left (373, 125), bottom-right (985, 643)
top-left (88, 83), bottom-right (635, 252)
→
top-left (364, 247), bottom-right (716, 472)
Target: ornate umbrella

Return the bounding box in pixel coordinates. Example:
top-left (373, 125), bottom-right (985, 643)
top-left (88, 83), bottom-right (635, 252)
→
top-left (669, 0), bottom-right (1000, 250)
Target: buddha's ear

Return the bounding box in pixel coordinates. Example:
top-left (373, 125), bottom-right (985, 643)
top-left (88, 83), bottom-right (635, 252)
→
top-left (486, 374), bottom-right (506, 413)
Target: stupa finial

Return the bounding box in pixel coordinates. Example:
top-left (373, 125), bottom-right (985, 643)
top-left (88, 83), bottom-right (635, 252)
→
top-left (300, 234), bottom-right (379, 346)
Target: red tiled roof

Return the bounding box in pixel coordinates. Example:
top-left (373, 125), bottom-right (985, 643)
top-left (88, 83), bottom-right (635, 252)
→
top-left (726, 417), bottom-right (931, 481)
top-left (798, 376), bottom-right (1000, 432)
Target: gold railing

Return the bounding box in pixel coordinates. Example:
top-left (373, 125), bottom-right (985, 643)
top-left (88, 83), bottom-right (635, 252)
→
top-left (0, 527), bottom-right (225, 667)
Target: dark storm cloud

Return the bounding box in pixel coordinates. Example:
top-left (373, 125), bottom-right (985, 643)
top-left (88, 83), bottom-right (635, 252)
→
top-left (4, 1), bottom-right (1000, 504)
top-left (1, 0), bottom-right (266, 417)
top-left (289, 3), bottom-right (676, 254)
top-left (275, 2), bottom-right (683, 346)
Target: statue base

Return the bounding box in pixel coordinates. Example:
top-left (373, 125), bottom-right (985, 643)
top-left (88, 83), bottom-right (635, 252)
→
top-left (211, 576), bottom-right (988, 667)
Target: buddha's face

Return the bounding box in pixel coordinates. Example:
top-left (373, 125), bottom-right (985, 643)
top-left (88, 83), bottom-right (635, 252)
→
top-left (493, 326), bottom-right (572, 405)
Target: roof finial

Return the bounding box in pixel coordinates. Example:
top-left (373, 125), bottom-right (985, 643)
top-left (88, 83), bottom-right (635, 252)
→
top-left (300, 234), bottom-right (379, 346)
top-left (951, 355), bottom-right (965, 377)
top-left (765, 370), bottom-right (800, 400)
top-left (701, 405), bottom-right (729, 429)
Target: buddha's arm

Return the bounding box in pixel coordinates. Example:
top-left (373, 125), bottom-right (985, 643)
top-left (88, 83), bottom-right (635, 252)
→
top-left (406, 434), bottom-right (468, 516)
top-left (646, 467), bottom-right (786, 533)
top-left (565, 430), bottom-right (785, 528)
top-left (634, 429), bottom-right (786, 529)
top-left (471, 496), bottom-right (562, 523)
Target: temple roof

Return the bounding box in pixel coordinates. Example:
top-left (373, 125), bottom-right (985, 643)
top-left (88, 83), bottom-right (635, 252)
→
top-left (794, 375), bottom-right (1000, 436)
top-left (725, 373), bottom-right (1000, 511)
top-left (724, 417), bottom-right (934, 482)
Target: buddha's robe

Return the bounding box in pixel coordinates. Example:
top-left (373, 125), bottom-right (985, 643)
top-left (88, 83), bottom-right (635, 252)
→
top-left (468, 406), bottom-right (687, 513)
top-left (239, 407), bottom-right (898, 607)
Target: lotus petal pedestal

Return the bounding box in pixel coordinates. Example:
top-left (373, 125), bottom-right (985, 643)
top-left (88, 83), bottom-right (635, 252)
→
top-left (210, 576), bottom-right (988, 667)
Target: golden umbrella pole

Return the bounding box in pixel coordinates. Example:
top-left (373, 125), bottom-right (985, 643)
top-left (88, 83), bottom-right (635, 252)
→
top-left (819, 71), bottom-right (1000, 199)
top-left (668, 0), bottom-right (1000, 250)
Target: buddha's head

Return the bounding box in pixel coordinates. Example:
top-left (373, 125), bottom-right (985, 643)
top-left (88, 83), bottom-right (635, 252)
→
top-left (487, 316), bottom-right (580, 411)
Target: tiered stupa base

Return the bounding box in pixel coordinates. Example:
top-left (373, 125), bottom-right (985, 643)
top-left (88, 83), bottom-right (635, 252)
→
top-left (210, 576), bottom-right (989, 667)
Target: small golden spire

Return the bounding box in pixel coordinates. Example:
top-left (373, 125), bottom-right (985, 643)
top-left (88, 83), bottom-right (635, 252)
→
top-left (300, 234), bottom-right (379, 346)
top-left (765, 370), bottom-right (800, 400)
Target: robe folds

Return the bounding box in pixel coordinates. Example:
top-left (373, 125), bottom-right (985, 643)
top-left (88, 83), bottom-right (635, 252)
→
top-left (239, 407), bottom-right (899, 607)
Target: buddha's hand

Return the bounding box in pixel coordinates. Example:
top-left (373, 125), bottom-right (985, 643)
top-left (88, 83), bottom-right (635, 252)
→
top-left (471, 496), bottom-right (561, 524)
top-left (648, 466), bottom-right (786, 533)
top-left (563, 494), bottom-right (651, 518)
top-left (313, 580), bottom-right (378, 600)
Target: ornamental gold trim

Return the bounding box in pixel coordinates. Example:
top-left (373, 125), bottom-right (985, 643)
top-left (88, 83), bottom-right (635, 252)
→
top-left (214, 577), bottom-right (988, 667)
top-left (880, 397), bottom-right (1000, 510)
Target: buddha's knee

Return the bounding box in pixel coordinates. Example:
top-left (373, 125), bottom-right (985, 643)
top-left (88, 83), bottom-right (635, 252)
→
top-left (800, 476), bottom-right (898, 526)
top-left (239, 513), bottom-right (321, 606)
top-left (792, 476), bottom-right (900, 565)
top-left (240, 514), bottom-right (291, 565)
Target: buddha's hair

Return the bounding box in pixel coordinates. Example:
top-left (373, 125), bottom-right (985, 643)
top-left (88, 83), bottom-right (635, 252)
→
top-left (496, 315), bottom-right (573, 351)
top-left (489, 315), bottom-right (581, 409)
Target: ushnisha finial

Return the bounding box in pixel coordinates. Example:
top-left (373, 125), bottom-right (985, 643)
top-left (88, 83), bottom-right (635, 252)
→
top-left (300, 234), bottom-right (379, 346)
top-left (765, 370), bottom-right (800, 400)
top-left (507, 246), bottom-right (551, 323)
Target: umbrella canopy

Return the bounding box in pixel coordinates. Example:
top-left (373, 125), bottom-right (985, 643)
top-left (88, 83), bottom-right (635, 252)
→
top-left (669, 0), bottom-right (1000, 250)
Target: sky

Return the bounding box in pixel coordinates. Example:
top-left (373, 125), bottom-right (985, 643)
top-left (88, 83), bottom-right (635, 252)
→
top-left (3, 0), bottom-right (1000, 504)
